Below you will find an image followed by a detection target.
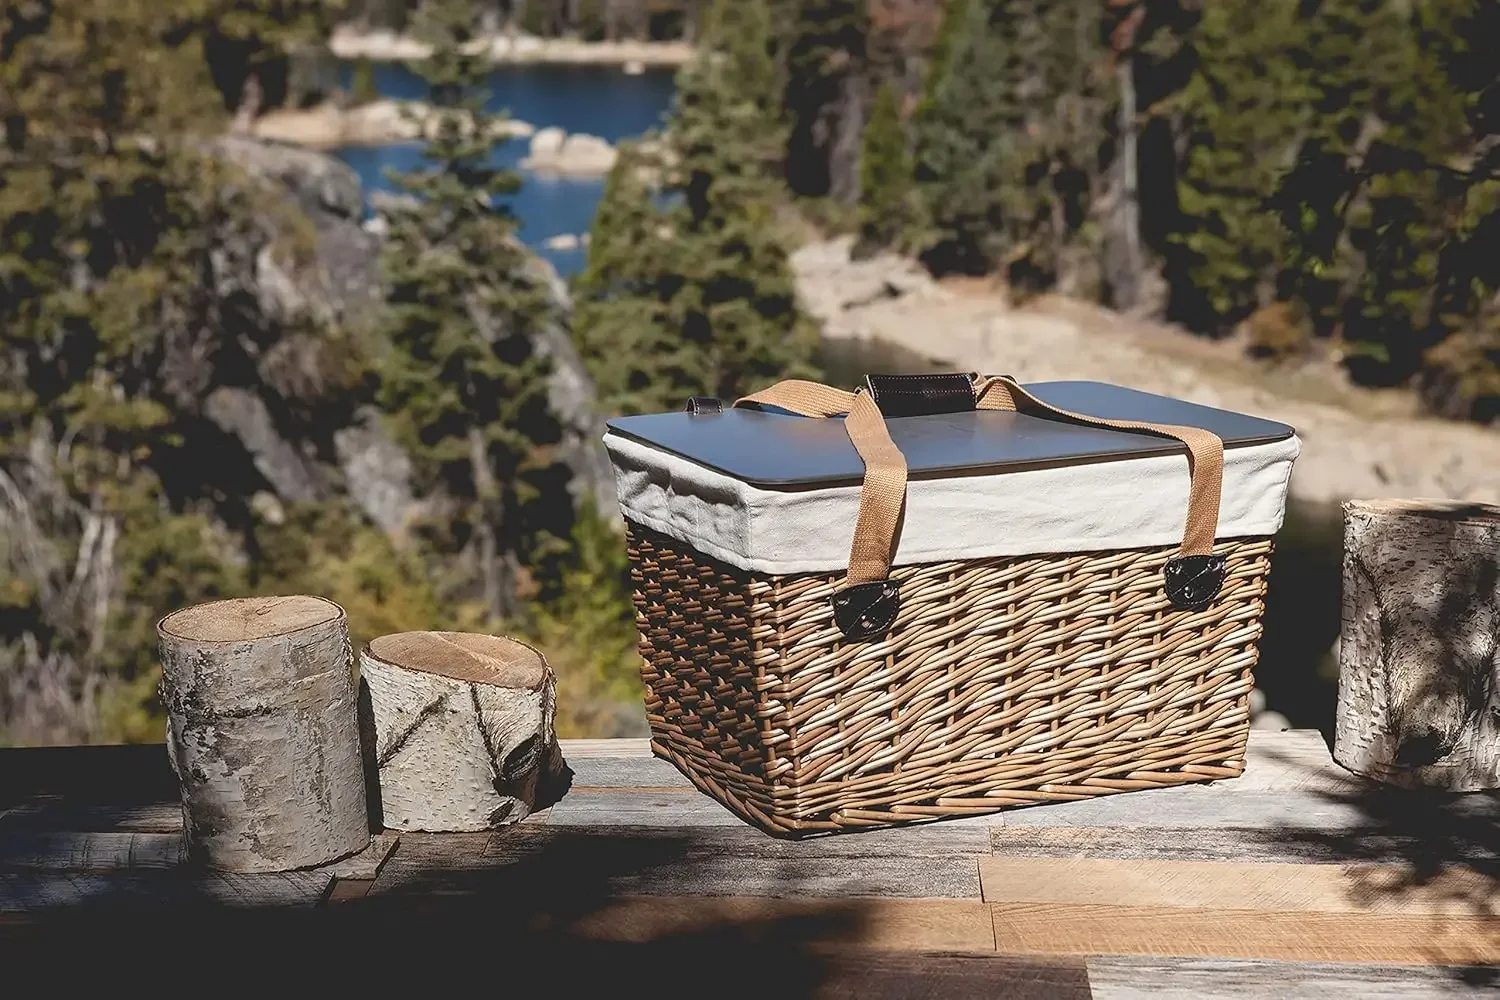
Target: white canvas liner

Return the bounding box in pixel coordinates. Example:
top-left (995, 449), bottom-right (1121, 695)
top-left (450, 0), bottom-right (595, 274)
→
top-left (605, 430), bottom-right (1301, 577)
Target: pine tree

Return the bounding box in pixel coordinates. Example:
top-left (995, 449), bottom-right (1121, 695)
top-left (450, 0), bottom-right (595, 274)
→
top-left (686, 0), bottom-right (784, 186)
top-left (350, 55), bottom-right (379, 105)
top-left (206, 1), bottom-right (348, 129)
top-left (780, 0), bottom-right (868, 199)
top-left (912, 0), bottom-right (969, 129)
top-left (0, 2), bottom-right (273, 741)
top-left (1176, 0), bottom-right (1474, 383)
top-left (1273, 0), bottom-right (1496, 403)
top-left (573, 0), bottom-right (819, 416)
top-left (377, 0), bottom-right (565, 621)
top-left (914, 0), bottom-right (1113, 287)
top-left (857, 80), bottom-right (916, 253)
top-left (1286, 0), bottom-right (1475, 382)
top-left (1169, 0), bottom-right (1317, 329)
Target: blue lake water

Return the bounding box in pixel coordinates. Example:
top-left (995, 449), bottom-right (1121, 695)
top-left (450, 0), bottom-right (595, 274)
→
top-left (334, 61), bottom-right (676, 276)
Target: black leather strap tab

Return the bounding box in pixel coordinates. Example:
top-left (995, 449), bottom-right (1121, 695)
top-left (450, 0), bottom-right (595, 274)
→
top-left (831, 579), bottom-right (901, 641)
top-left (683, 396), bottom-right (724, 415)
top-left (864, 373), bottom-right (977, 418)
top-left (1163, 554), bottom-right (1228, 611)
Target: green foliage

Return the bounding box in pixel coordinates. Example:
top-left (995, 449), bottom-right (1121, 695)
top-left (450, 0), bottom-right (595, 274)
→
top-left (573, 0), bottom-right (819, 416)
top-left (914, 0), bottom-right (1114, 285)
top-left (1178, 0), bottom-right (1492, 401)
top-left (857, 80), bottom-right (916, 252)
top-left (572, 0), bottom-right (609, 42)
top-left (779, 0), bottom-right (867, 198)
top-left (379, 0), bottom-right (568, 621)
top-left (690, 0), bottom-right (785, 183)
top-left (1170, 0), bottom-right (1313, 324)
top-left (0, 2), bottom-right (261, 743)
top-left (202, 0), bottom-right (348, 115)
top-left (252, 500), bottom-right (469, 652)
top-left (350, 55), bottom-right (379, 104)
top-left (0, 0), bottom-right (665, 746)
top-left (526, 503), bottom-right (648, 738)
top-left (912, 0), bottom-right (969, 129)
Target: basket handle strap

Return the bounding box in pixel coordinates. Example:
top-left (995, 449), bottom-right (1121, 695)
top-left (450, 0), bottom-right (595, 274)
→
top-left (972, 376), bottom-right (1224, 558)
top-left (735, 375), bottom-right (1228, 640)
top-left (736, 380), bottom-right (907, 592)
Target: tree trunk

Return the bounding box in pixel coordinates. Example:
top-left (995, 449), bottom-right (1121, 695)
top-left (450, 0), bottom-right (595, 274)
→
top-left (468, 426), bottom-right (509, 620)
top-left (231, 71), bottom-right (263, 135)
top-left (359, 631), bottom-right (569, 832)
top-left (828, 70), bottom-right (870, 206)
top-left (158, 596), bottom-right (369, 872)
top-left (1335, 500), bottom-right (1500, 790)
top-left (1105, 53), bottom-right (1145, 312)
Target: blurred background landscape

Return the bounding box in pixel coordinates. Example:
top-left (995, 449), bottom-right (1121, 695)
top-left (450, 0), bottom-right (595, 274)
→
top-left (2, 0), bottom-right (1497, 746)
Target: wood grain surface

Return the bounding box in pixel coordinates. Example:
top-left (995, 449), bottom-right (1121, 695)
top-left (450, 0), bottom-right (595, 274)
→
top-left (4, 731), bottom-right (1498, 995)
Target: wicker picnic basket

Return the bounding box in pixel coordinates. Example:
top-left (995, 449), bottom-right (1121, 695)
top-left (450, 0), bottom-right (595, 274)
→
top-left (604, 373), bottom-right (1299, 835)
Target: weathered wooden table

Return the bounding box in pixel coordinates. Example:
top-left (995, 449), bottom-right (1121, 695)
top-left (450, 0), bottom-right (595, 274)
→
top-left (2, 730), bottom-right (1498, 997)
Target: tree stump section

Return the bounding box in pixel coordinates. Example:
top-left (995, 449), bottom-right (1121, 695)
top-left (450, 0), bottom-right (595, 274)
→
top-left (158, 596), bottom-right (370, 872)
top-left (360, 632), bottom-right (567, 832)
top-left (1336, 499), bottom-right (1500, 790)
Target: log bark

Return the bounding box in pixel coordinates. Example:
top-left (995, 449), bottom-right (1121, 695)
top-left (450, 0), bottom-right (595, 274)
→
top-left (158, 596), bottom-right (370, 872)
top-left (1335, 499), bottom-right (1500, 789)
top-left (359, 632), bottom-right (568, 832)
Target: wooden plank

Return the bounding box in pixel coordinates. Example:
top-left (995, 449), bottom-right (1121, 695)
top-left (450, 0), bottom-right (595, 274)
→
top-left (542, 787), bottom-right (750, 826)
top-left (315, 832), bottom-right (399, 880)
top-left (567, 896), bottom-right (997, 953)
top-left (0, 744), bottom-right (176, 806)
top-left (979, 857), bottom-right (1500, 915)
top-left (558, 738), bottom-right (653, 759)
top-left (989, 826), bottom-right (1475, 866)
top-left (991, 902), bottom-right (1500, 964)
top-left (325, 878), bottom-right (376, 903)
top-left (813, 952), bottom-right (1089, 1000)
top-left (1087, 956), bottom-right (1490, 1000)
top-left (1237, 730), bottom-right (1361, 793)
top-left (998, 787), bottom-right (1376, 829)
top-left (371, 824), bottom-right (987, 899)
top-left (0, 800), bottom-right (182, 833)
top-left (0, 871), bottom-right (333, 911)
top-left (560, 754), bottom-right (691, 789)
top-left (0, 832), bottom-right (185, 870)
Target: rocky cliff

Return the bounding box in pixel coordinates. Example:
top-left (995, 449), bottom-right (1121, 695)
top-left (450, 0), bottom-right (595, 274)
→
top-left (210, 137), bottom-right (615, 531)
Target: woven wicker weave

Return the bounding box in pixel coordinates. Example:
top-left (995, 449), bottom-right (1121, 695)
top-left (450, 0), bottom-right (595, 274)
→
top-left (627, 521), bottom-right (1273, 835)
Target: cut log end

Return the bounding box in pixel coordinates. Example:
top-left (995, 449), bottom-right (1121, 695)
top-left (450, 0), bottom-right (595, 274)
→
top-left (158, 594), bottom-right (343, 644)
top-left (1343, 498), bottom-right (1500, 523)
top-left (367, 630), bottom-right (548, 690)
top-left (361, 632), bottom-right (567, 833)
top-left (1335, 498), bottom-right (1500, 791)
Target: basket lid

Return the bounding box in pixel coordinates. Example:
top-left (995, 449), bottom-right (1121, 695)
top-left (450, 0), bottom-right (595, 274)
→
top-left (604, 380), bottom-right (1296, 488)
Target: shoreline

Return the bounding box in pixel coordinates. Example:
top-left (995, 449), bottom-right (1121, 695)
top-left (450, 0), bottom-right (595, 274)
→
top-left (792, 237), bottom-right (1500, 508)
top-left (329, 25), bottom-right (694, 68)
top-left (251, 99), bottom-right (535, 150)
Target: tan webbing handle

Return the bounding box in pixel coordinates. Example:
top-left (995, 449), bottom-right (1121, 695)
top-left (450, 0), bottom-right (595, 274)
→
top-left (736, 375), bottom-right (1224, 589)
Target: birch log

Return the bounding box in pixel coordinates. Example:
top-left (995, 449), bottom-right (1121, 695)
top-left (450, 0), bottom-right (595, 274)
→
top-left (1335, 499), bottom-right (1500, 790)
top-left (158, 596), bottom-right (370, 872)
top-left (360, 632), bottom-right (566, 832)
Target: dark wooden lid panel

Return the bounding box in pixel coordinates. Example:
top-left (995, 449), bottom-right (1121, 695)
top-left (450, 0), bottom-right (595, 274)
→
top-left (604, 380), bottom-right (1296, 488)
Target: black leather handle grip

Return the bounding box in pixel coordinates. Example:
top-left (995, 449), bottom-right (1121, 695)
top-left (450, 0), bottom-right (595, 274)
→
top-left (863, 373), bottom-right (978, 418)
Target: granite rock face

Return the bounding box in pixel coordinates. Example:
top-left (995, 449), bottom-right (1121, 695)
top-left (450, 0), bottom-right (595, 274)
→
top-left (209, 137), bottom-right (614, 534)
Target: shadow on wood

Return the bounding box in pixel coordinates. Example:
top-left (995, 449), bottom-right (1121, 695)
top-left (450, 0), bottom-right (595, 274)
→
top-left (0, 827), bottom-right (1083, 999)
top-left (1254, 736), bottom-right (1500, 985)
